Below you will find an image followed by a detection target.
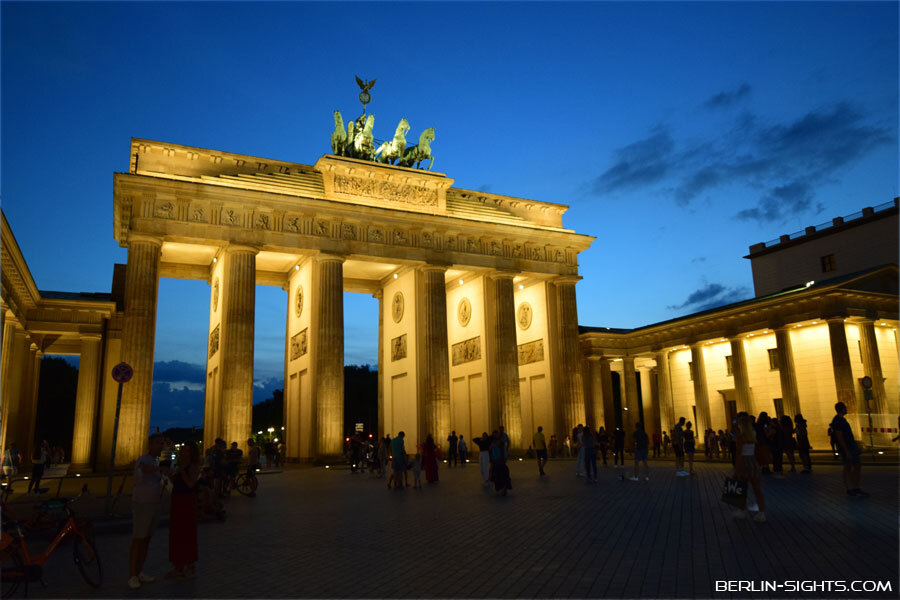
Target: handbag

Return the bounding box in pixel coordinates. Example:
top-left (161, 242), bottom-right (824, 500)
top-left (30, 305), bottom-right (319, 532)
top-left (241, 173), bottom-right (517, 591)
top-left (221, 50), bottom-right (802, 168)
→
top-left (721, 477), bottom-right (747, 508)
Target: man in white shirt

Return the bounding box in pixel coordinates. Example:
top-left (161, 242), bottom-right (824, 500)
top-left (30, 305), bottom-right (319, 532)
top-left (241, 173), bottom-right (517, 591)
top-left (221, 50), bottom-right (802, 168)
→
top-left (128, 433), bottom-right (169, 589)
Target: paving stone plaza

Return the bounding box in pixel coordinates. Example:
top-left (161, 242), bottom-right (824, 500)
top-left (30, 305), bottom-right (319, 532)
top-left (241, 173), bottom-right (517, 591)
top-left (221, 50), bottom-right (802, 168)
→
top-left (16, 458), bottom-right (899, 599)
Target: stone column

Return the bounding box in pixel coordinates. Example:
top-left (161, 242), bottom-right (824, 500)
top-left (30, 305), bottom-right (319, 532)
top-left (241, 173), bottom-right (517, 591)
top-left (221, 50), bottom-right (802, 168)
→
top-left (0, 318), bottom-right (18, 453)
top-left (219, 246), bottom-right (258, 451)
top-left (71, 335), bottom-right (103, 469)
top-left (655, 350), bottom-right (674, 434)
top-left (587, 358), bottom-right (603, 429)
top-left (622, 357), bottom-right (639, 434)
top-left (647, 368), bottom-right (662, 435)
top-left (827, 318), bottom-right (856, 411)
top-left (420, 266), bottom-right (451, 442)
top-left (555, 279), bottom-right (586, 437)
top-left (689, 343), bottom-right (712, 439)
top-left (117, 235), bottom-right (161, 467)
top-left (599, 358), bottom-right (616, 434)
top-left (374, 290), bottom-right (384, 439)
top-left (314, 255), bottom-right (345, 457)
top-left (729, 336), bottom-right (753, 413)
top-left (774, 326), bottom-right (801, 417)
top-left (488, 273), bottom-right (522, 449)
top-left (858, 319), bottom-right (887, 414)
top-left (23, 349), bottom-right (43, 465)
top-left (3, 328), bottom-right (29, 458)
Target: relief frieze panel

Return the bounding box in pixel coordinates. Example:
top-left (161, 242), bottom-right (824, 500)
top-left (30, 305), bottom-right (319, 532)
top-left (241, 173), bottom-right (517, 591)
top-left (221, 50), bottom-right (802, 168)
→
top-left (452, 336), bottom-right (482, 366)
top-left (290, 328), bottom-right (308, 360)
top-left (391, 334), bottom-right (407, 361)
top-left (208, 325), bottom-right (220, 359)
top-left (333, 174), bottom-right (438, 208)
top-left (517, 339), bottom-right (544, 365)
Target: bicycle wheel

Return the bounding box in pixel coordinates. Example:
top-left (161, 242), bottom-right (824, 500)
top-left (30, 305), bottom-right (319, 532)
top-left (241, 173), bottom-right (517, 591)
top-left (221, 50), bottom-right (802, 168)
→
top-left (1, 547), bottom-right (24, 598)
top-left (73, 536), bottom-right (102, 587)
top-left (236, 474), bottom-right (258, 496)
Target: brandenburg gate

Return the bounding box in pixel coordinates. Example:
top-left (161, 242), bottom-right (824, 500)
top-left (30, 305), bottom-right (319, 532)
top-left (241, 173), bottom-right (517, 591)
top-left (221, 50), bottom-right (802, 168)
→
top-left (112, 133), bottom-right (594, 464)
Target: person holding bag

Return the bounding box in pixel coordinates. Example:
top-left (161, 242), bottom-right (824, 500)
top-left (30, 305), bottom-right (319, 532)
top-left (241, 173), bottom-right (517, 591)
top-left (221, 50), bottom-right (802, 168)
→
top-left (732, 413), bottom-right (767, 522)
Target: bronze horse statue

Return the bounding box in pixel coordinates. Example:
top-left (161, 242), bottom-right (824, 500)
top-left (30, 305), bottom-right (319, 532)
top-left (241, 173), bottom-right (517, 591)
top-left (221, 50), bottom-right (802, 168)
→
top-left (399, 128), bottom-right (435, 170)
top-left (375, 118), bottom-right (410, 165)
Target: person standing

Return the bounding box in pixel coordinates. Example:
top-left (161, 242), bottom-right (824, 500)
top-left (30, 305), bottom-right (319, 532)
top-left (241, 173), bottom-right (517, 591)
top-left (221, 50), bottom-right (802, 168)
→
top-left (533, 426), bottom-right (547, 476)
top-left (27, 440), bottom-right (49, 495)
top-left (612, 426), bottom-right (626, 470)
top-left (780, 415), bottom-right (797, 473)
top-left (672, 417), bottom-right (687, 476)
top-left (549, 434), bottom-right (558, 459)
top-left (423, 434), bottom-right (439, 483)
top-left (474, 432), bottom-right (491, 485)
top-left (574, 425), bottom-right (585, 478)
top-left (652, 431), bottom-right (662, 458)
top-left (596, 427), bottom-right (610, 467)
top-left (662, 431), bottom-right (670, 457)
top-left (794, 414), bottom-right (812, 473)
top-left (732, 413), bottom-right (767, 522)
top-left (831, 402), bottom-right (867, 496)
top-left (2, 442), bottom-right (20, 479)
top-left (168, 441), bottom-right (200, 580)
top-left (489, 431), bottom-right (512, 495)
top-left (582, 426), bottom-right (597, 483)
top-left (380, 435), bottom-right (391, 479)
top-left (630, 422), bottom-right (650, 481)
top-left (446, 431), bottom-right (459, 467)
top-left (458, 435), bottom-right (467, 466)
top-left (684, 421), bottom-right (696, 475)
top-left (388, 432), bottom-right (406, 490)
top-left (129, 433), bottom-right (169, 589)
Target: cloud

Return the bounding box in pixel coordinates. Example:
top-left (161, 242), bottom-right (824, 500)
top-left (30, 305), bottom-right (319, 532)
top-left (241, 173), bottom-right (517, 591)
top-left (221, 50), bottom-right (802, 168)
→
top-left (477, 184), bottom-right (492, 193)
top-left (593, 99), bottom-right (893, 223)
top-left (153, 360), bottom-right (205, 385)
top-left (668, 283), bottom-right (751, 312)
top-left (592, 128), bottom-right (675, 194)
top-left (703, 83), bottom-right (752, 110)
top-left (690, 257), bottom-right (706, 264)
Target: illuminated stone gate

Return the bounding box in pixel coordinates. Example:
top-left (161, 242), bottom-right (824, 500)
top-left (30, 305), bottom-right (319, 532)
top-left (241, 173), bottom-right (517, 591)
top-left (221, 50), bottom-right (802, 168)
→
top-left (112, 139), bottom-right (594, 462)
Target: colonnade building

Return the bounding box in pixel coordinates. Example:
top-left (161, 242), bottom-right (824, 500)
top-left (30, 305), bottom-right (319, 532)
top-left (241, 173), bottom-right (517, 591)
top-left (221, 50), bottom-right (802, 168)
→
top-left (1, 138), bottom-right (896, 471)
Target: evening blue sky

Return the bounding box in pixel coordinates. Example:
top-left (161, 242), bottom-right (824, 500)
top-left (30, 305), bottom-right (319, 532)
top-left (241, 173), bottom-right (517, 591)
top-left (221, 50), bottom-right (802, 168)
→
top-left (2, 2), bottom-right (897, 429)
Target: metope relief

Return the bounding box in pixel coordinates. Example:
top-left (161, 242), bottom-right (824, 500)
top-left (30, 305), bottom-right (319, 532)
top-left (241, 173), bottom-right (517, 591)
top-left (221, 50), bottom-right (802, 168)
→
top-left (516, 302), bottom-right (533, 330)
top-left (189, 206), bottom-right (207, 223)
top-left (290, 329), bottom-right (308, 360)
top-left (517, 339), bottom-right (544, 365)
top-left (208, 325), bottom-right (220, 359)
top-left (255, 213), bottom-right (271, 230)
top-left (452, 336), bottom-right (481, 366)
top-left (391, 292), bottom-right (404, 323)
top-left (155, 201), bottom-right (175, 219)
top-left (391, 334), bottom-right (407, 361)
top-left (341, 223), bottom-right (358, 240)
top-left (457, 297), bottom-right (472, 327)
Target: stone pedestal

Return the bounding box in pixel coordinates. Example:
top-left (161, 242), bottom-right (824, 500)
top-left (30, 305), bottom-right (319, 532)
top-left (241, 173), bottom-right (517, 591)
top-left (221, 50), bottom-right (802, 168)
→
top-left (774, 327), bottom-right (801, 418)
top-left (314, 256), bottom-right (345, 457)
top-left (420, 266), bottom-right (451, 442)
top-left (117, 235), bottom-right (161, 467)
top-left (555, 280), bottom-right (586, 437)
top-left (71, 335), bottom-right (103, 469)
top-left (729, 337), bottom-right (753, 413)
top-left (689, 343), bottom-right (712, 440)
top-left (488, 273), bottom-right (522, 449)
top-left (827, 318), bottom-right (857, 411)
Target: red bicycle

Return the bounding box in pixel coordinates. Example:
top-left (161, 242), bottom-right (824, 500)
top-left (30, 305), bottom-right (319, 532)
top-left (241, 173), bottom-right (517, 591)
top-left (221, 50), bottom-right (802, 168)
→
top-left (1, 485), bottom-right (101, 598)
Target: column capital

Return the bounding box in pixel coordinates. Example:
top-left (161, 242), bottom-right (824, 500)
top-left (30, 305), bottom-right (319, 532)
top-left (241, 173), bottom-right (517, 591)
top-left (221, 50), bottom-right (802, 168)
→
top-left (825, 316), bottom-right (847, 325)
top-left (372, 289), bottom-right (384, 300)
top-left (552, 275), bottom-right (582, 286)
top-left (126, 233), bottom-right (162, 247)
top-left (486, 270), bottom-right (518, 281)
top-left (224, 243), bottom-right (261, 255)
top-left (314, 252), bottom-right (346, 264)
top-left (79, 333), bottom-right (103, 342)
top-left (417, 263), bottom-right (448, 274)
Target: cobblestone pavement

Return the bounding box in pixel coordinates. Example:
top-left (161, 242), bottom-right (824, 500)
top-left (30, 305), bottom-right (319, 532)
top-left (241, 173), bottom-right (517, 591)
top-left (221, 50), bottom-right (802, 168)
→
top-left (11, 458), bottom-right (898, 599)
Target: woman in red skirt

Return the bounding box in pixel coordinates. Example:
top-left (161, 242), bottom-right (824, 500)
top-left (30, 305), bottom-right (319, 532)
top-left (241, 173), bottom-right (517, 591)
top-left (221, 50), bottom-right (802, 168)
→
top-left (168, 441), bottom-right (200, 579)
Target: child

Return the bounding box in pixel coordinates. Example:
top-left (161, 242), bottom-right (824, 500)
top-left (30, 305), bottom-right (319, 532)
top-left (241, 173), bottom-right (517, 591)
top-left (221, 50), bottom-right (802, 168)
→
top-left (412, 452), bottom-right (423, 488)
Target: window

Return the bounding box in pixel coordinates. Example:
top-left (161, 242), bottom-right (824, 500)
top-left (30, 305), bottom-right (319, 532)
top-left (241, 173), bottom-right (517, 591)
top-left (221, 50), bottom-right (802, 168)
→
top-left (687, 361), bottom-right (693, 380)
top-left (767, 348), bottom-right (780, 370)
top-left (820, 254), bottom-right (836, 272)
top-left (725, 355), bottom-right (733, 376)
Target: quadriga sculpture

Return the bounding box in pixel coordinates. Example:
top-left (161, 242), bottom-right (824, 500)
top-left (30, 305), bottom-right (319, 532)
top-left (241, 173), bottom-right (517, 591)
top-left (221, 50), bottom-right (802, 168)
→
top-left (375, 118), bottom-right (410, 165)
top-left (331, 110), bottom-right (347, 156)
top-left (399, 128), bottom-right (435, 170)
top-left (352, 114), bottom-right (376, 161)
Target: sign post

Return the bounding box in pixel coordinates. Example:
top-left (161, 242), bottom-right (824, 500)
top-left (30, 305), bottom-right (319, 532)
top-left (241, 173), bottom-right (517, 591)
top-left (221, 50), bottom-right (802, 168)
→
top-left (105, 362), bottom-right (133, 516)
top-left (860, 375), bottom-right (875, 462)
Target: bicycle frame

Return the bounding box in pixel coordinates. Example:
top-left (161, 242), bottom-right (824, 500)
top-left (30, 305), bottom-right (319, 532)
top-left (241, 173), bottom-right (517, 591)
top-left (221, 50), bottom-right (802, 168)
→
top-left (9, 516), bottom-right (88, 568)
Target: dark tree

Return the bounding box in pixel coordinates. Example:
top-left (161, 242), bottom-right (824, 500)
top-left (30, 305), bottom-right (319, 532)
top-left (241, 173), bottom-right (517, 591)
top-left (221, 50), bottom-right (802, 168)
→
top-left (34, 357), bottom-right (78, 455)
top-left (252, 388), bottom-right (283, 434)
top-left (344, 364), bottom-right (377, 436)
